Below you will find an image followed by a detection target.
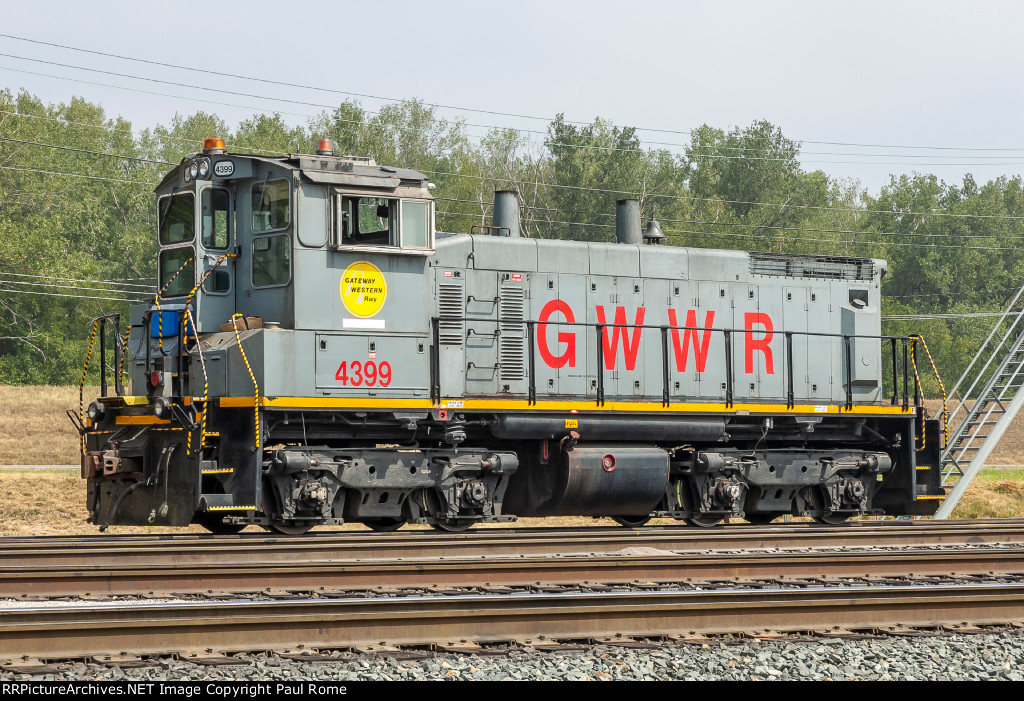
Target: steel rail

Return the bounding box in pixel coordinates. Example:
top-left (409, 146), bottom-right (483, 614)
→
top-left (4, 545), bottom-right (1024, 598)
top-left (4, 519), bottom-right (1024, 568)
top-left (3, 583), bottom-right (1024, 661)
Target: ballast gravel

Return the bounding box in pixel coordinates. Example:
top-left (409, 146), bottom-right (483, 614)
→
top-left (4, 632), bottom-right (1024, 681)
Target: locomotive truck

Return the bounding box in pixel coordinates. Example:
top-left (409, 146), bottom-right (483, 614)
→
top-left (73, 138), bottom-right (946, 533)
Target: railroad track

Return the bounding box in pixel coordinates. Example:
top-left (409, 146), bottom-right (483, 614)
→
top-left (4, 518), bottom-right (1024, 566)
top-left (6, 520), bottom-right (1024, 663)
top-left (2, 519), bottom-right (1024, 597)
top-left (3, 543), bottom-right (1024, 598)
top-left (4, 581), bottom-right (1024, 662)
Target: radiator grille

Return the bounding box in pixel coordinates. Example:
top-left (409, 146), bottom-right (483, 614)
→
top-left (437, 282), bottom-right (465, 346)
top-left (499, 283), bottom-right (525, 381)
top-left (750, 253), bottom-right (875, 281)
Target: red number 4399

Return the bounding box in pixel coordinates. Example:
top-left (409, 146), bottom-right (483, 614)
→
top-left (335, 360), bottom-right (392, 387)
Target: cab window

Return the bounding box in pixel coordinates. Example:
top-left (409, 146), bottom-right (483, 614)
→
top-left (339, 196), bottom-right (397, 247)
top-left (252, 234), bottom-right (291, 287)
top-left (252, 179), bottom-right (290, 232)
top-left (158, 247), bottom-right (195, 297)
top-left (336, 196), bottom-right (432, 249)
top-left (158, 193), bottom-right (194, 245)
top-left (401, 200), bottom-right (431, 249)
top-left (202, 188), bottom-right (230, 249)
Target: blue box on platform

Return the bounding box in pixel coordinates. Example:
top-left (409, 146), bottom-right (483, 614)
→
top-left (150, 307), bottom-right (194, 338)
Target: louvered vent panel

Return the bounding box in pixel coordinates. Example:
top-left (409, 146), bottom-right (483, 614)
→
top-left (749, 253), bottom-right (875, 281)
top-left (438, 282), bottom-right (465, 346)
top-left (499, 283), bottom-right (525, 381)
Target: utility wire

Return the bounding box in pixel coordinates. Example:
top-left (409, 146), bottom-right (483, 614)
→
top-left (0, 272), bottom-right (156, 290)
top-left (0, 287), bottom-right (142, 303)
top-left (0, 136), bottom-right (173, 165)
top-left (0, 278), bottom-right (152, 298)
top-left (5, 32), bottom-right (1024, 155)
top-left (435, 209), bottom-right (1023, 251)
top-left (427, 172), bottom-right (1024, 221)
top-left (0, 164), bottom-right (155, 184)
top-left (435, 197), bottom-right (1024, 240)
top-left (7, 53), bottom-right (1024, 164)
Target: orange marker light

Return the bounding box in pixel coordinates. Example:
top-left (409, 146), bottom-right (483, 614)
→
top-left (203, 137), bottom-right (227, 154)
top-left (316, 139), bottom-right (334, 156)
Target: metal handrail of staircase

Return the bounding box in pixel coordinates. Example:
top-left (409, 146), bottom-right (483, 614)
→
top-left (935, 285), bottom-right (1024, 519)
top-left (944, 285), bottom-right (1024, 429)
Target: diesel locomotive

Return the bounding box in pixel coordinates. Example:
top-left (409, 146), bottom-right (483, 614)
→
top-left (73, 139), bottom-right (947, 533)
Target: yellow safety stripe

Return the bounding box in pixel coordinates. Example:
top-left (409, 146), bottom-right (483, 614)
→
top-left (153, 255), bottom-right (195, 353)
top-left (119, 326), bottom-right (131, 391)
top-left (916, 495), bottom-right (945, 500)
top-left (910, 335), bottom-right (949, 450)
top-left (184, 253), bottom-right (237, 309)
top-left (78, 319), bottom-right (100, 456)
top-left (121, 396), bottom-right (150, 406)
top-left (230, 314), bottom-right (261, 449)
top-left (219, 395), bottom-right (915, 416)
top-left (201, 469), bottom-right (234, 474)
top-left (115, 416), bottom-right (171, 425)
top-left (206, 505), bottom-right (256, 511)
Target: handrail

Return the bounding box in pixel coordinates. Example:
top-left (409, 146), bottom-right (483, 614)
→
top-left (433, 314), bottom-right (921, 411)
top-left (945, 284), bottom-right (1024, 422)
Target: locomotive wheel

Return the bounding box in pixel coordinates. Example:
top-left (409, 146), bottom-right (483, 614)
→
top-left (612, 516), bottom-right (651, 528)
top-left (261, 483), bottom-right (315, 535)
top-left (420, 489), bottom-right (474, 532)
top-left (806, 487), bottom-right (850, 525)
top-left (364, 518), bottom-right (406, 532)
top-left (744, 513), bottom-right (782, 525)
top-left (685, 516), bottom-right (724, 528)
top-left (430, 519), bottom-right (474, 532)
top-left (813, 514), bottom-right (850, 525)
top-left (195, 512), bottom-right (246, 535)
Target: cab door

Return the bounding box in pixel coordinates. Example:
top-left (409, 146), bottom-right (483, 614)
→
top-left (195, 185), bottom-right (235, 332)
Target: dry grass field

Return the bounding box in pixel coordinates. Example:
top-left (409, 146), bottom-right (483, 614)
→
top-left (0, 387), bottom-right (1022, 535)
top-left (0, 385), bottom-right (97, 465)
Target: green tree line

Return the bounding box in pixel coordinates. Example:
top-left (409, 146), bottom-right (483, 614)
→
top-left (2, 87), bottom-right (1022, 396)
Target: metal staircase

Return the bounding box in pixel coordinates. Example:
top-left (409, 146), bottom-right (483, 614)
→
top-left (935, 285), bottom-right (1024, 518)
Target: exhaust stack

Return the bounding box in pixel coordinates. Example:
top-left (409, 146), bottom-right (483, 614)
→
top-left (616, 199), bottom-right (642, 244)
top-left (492, 190), bottom-right (521, 238)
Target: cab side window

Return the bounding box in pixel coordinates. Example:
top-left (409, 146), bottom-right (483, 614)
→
top-left (334, 195), bottom-right (432, 249)
top-left (338, 196), bottom-right (397, 247)
top-left (252, 179), bottom-right (290, 233)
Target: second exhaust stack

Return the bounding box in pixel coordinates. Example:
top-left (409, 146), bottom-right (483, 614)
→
top-left (616, 199), bottom-right (642, 244)
top-left (492, 190), bottom-right (521, 238)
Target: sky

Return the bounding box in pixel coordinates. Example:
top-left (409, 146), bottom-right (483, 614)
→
top-left (1, 0), bottom-right (1023, 193)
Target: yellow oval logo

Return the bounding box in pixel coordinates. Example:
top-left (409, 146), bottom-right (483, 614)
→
top-left (340, 261), bottom-right (387, 318)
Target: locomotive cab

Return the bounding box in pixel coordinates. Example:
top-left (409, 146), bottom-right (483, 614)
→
top-left (82, 140), bottom-right (452, 532)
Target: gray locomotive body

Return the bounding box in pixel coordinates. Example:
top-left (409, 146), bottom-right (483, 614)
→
top-left (78, 143), bottom-right (945, 533)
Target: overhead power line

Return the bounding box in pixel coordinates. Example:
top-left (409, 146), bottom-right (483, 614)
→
top-left (5, 32), bottom-right (1024, 155)
top-left (0, 278), bottom-right (151, 298)
top-left (0, 272), bottom-right (156, 290)
top-left (0, 164), bottom-right (155, 184)
top-left (426, 171), bottom-right (1024, 221)
top-left (435, 197), bottom-right (1024, 240)
top-left (435, 210), bottom-right (1023, 251)
top-left (0, 136), bottom-right (172, 165)
top-left (8, 54), bottom-right (1024, 165)
top-left (0, 287), bottom-right (142, 303)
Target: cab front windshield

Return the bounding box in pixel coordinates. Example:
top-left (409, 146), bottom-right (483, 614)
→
top-left (159, 193), bottom-right (195, 244)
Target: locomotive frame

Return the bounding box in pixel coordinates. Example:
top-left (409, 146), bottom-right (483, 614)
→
top-left (73, 140), bottom-right (947, 533)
